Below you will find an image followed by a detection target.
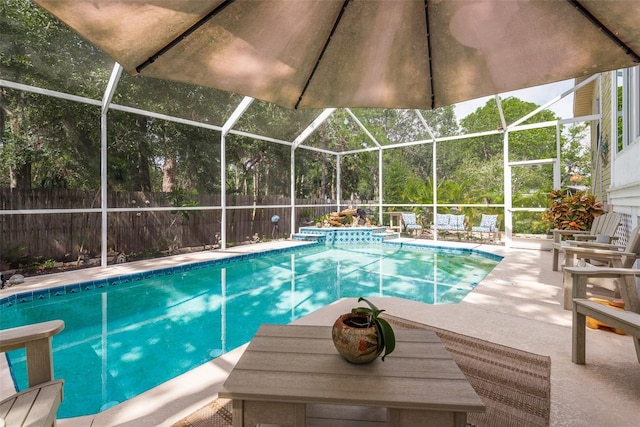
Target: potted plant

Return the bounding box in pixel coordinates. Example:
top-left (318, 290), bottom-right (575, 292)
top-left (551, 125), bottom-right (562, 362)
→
top-left (331, 297), bottom-right (396, 364)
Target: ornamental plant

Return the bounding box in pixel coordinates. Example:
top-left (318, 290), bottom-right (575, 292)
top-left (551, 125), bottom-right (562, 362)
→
top-left (541, 190), bottom-right (604, 231)
top-left (351, 297), bottom-right (396, 361)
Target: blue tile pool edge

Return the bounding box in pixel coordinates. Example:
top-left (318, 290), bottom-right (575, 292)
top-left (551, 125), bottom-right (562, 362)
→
top-left (384, 241), bottom-right (504, 262)
top-left (1, 243), bottom-right (326, 310)
top-left (0, 241), bottom-right (502, 311)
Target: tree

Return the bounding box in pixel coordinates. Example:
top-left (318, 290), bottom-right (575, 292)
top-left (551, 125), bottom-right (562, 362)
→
top-left (0, 0), bottom-right (111, 189)
top-left (455, 97), bottom-right (562, 203)
top-left (560, 123), bottom-right (590, 187)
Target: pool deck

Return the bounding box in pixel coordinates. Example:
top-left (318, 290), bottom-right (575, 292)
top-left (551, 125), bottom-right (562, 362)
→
top-left (1, 236), bottom-right (639, 427)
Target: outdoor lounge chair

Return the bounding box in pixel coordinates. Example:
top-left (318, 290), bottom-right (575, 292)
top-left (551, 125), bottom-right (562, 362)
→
top-left (401, 213), bottom-right (422, 236)
top-left (561, 225), bottom-right (640, 310)
top-left (0, 320), bottom-right (65, 427)
top-left (551, 212), bottom-right (621, 271)
top-left (448, 214), bottom-right (466, 231)
top-left (429, 214), bottom-right (466, 239)
top-left (430, 214), bottom-right (450, 232)
top-left (447, 214), bottom-right (467, 239)
top-left (471, 214), bottom-right (500, 241)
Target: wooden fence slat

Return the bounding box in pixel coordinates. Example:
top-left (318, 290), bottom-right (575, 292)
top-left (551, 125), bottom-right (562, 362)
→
top-left (0, 189), bottom-right (340, 263)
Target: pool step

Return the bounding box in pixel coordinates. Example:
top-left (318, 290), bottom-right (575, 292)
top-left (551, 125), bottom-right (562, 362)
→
top-left (293, 231), bottom-right (400, 243)
top-left (380, 232), bottom-right (400, 240)
top-left (292, 233), bottom-right (326, 242)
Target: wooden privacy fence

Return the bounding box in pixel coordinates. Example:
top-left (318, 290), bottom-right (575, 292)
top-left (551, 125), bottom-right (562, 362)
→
top-left (0, 189), bottom-right (333, 264)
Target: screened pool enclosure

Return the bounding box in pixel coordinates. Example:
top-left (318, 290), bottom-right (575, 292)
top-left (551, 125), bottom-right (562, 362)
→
top-left (0, 1), bottom-right (625, 269)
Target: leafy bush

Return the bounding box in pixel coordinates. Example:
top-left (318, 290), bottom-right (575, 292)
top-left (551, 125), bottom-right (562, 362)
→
top-left (541, 190), bottom-right (604, 231)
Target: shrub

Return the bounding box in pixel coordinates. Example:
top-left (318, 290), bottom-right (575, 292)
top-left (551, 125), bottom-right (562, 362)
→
top-left (541, 190), bottom-right (604, 231)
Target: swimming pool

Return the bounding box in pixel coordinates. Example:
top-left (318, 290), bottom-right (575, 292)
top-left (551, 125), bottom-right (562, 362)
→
top-left (0, 241), bottom-right (501, 418)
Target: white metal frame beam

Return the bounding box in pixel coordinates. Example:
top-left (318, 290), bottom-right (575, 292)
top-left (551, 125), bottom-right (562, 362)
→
top-left (100, 63), bottom-right (123, 267)
top-left (345, 108), bottom-right (382, 148)
top-left (221, 97), bottom-right (255, 249)
top-left (292, 108), bottom-right (336, 149)
top-left (0, 71), bottom-right (599, 254)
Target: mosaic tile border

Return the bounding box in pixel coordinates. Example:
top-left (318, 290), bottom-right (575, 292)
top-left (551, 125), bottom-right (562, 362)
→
top-left (297, 227), bottom-right (390, 244)
top-left (383, 241), bottom-right (504, 262)
top-left (0, 243), bottom-right (323, 310)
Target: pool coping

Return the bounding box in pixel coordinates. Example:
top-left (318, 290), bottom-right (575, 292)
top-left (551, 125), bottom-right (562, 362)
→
top-left (0, 238), bottom-right (505, 427)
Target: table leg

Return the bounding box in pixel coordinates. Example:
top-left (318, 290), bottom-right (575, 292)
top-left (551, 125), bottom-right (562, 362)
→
top-left (241, 400), bottom-right (305, 427)
top-left (232, 399), bottom-right (244, 427)
top-left (388, 408), bottom-right (467, 427)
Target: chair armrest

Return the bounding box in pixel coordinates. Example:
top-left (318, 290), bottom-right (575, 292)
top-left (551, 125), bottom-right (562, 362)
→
top-left (552, 229), bottom-right (589, 243)
top-left (564, 266), bottom-right (640, 278)
top-left (553, 229), bottom-right (589, 236)
top-left (565, 267), bottom-right (640, 312)
top-left (564, 241), bottom-right (623, 250)
top-left (573, 235), bottom-right (619, 241)
top-left (0, 320), bottom-right (65, 388)
top-left (573, 235), bottom-right (596, 241)
top-left (562, 247), bottom-right (636, 260)
top-left (565, 267), bottom-right (640, 300)
top-left (0, 320), bottom-right (64, 353)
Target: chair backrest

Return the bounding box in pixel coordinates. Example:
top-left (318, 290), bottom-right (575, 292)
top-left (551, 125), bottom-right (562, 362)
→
top-left (621, 225), bottom-right (640, 268)
top-left (588, 214), bottom-right (603, 234)
top-left (620, 271), bottom-right (640, 316)
top-left (401, 213), bottom-right (417, 226)
top-left (593, 212), bottom-right (621, 237)
top-left (450, 215), bottom-right (466, 230)
top-left (435, 214), bottom-right (450, 227)
top-left (479, 214), bottom-right (498, 231)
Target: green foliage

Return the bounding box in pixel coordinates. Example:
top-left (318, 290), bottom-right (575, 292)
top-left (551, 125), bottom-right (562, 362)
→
top-left (126, 248), bottom-right (164, 261)
top-left (512, 210), bottom-right (549, 234)
top-left (166, 187), bottom-right (200, 221)
top-left (1, 3), bottom-right (590, 238)
top-left (313, 213), bottom-right (330, 224)
top-left (560, 123), bottom-right (591, 187)
top-left (1, 244), bottom-right (27, 266)
top-left (40, 259), bottom-right (56, 269)
top-left (541, 190), bottom-right (604, 231)
top-left (351, 297), bottom-right (396, 361)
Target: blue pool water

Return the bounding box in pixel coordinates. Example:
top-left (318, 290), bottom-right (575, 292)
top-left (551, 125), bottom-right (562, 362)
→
top-left (0, 242), bottom-right (501, 418)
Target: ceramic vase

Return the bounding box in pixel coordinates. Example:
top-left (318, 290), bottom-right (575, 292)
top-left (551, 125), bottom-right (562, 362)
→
top-left (331, 312), bottom-right (382, 364)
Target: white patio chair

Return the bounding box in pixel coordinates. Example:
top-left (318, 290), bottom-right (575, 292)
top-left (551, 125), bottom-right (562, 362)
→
top-left (430, 214), bottom-right (450, 232)
top-left (471, 214), bottom-right (500, 242)
top-left (401, 213), bottom-right (422, 237)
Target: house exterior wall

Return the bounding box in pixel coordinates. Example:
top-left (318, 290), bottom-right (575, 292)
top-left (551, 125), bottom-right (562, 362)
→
top-left (610, 138), bottom-right (640, 228)
top-left (585, 69), bottom-right (640, 244)
top-left (607, 69), bottom-right (640, 232)
top-left (592, 73), bottom-right (612, 203)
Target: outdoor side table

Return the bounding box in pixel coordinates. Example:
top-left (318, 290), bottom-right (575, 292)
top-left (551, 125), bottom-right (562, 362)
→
top-left (388, 212), bottom-right (403, 232)
top-left (219, 324), bottom-right (485, 427)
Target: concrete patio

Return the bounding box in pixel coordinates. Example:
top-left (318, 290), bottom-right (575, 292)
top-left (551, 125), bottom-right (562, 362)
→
top-left (1, 236), bottom-right (638, 426)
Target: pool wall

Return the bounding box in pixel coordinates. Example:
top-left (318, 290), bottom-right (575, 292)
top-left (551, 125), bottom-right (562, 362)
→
top-left (296, 226), bottom-right (396, 244)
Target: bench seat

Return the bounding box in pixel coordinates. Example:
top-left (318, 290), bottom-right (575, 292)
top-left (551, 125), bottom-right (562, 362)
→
top-left (0, 380), bottom-right (64, 427)
top-left (0, 320), bottom-right (65, 427)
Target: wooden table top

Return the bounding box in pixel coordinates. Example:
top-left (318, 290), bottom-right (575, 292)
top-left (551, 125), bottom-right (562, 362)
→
top-left (219, 324), bottom-right (485, 413)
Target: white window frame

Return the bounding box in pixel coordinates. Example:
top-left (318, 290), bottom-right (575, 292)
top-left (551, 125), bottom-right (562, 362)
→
top-left (618, 66), bottom-right (640, 151)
